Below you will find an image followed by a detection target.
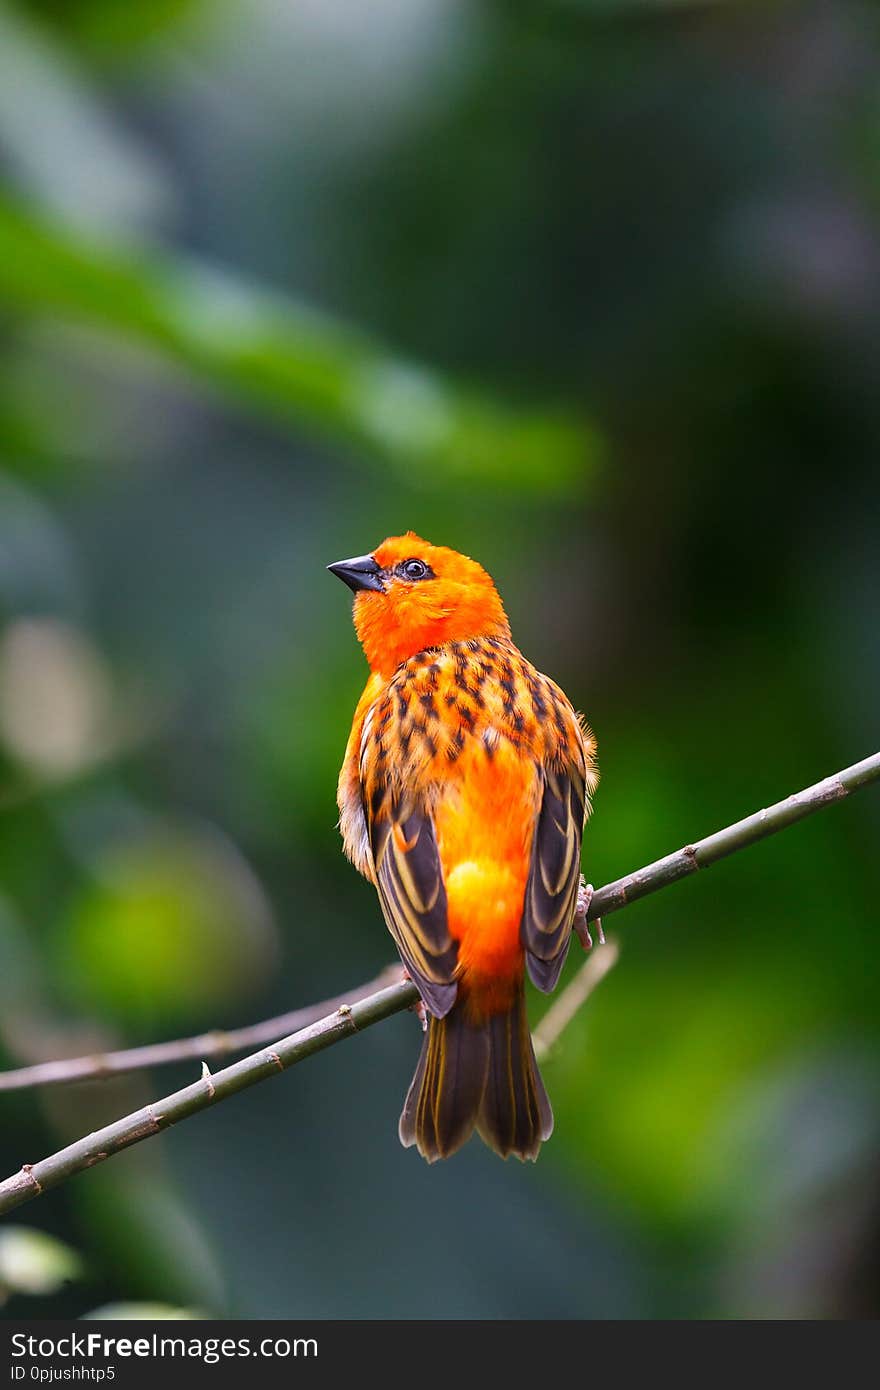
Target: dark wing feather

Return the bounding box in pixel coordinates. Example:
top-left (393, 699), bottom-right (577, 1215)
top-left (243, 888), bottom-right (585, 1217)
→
top-left (369, 799), bottom-right (458, 1018)
top-left (521, 762), bottom-right (586, 993)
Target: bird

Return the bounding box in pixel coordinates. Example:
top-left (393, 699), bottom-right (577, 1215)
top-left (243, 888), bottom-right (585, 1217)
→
top-left (329, 532), bottom-right (598, 1162)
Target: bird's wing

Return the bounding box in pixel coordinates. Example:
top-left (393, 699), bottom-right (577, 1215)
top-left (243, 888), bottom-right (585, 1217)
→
top-left (337, 673), bottom-right (385, 883)
top-left (357, 673), bottom-right (459, 1018)
top-left (368, 796), bottom-right (459, 1017)
top-left (520, 756), bottom-right (587, 993)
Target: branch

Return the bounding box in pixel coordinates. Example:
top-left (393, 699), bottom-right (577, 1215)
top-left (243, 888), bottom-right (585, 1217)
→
top-left (1, 750), bottom-right (878, 1217)
top-left (533, 939), bottom-right (620, 1060)
top-left (587, 750), bottom-right (880, 917)
top-left (0, 981), bottom-right (421, 1217)
top-left (0, 967), bottom-right (401, 1094)
top-left (8, 750), bottom-right (876, 1095)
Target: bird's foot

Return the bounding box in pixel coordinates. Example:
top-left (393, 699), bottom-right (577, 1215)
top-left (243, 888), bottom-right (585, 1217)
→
top-left (401, 966), bottom-right (428, 1031)
top-left (574, 876), bottom-right (604, 951)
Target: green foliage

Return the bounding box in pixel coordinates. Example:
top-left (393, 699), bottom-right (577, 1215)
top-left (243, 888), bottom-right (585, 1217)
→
top-left (15, 0), bottom-right (199, 58)
top-left (0, 1227), bottom-right (83, 1300)
top-left (58, 826), bottom-right (277, 1025)
top-left (0, 198), bottom-right (597, 497)
top-left (0, 0), bottom-right (878, 1321)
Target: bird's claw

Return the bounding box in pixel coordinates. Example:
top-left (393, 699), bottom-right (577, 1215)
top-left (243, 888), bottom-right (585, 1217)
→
top-left (401, 966), bottom-right (428, 1031)
top-left (574, 877), bottom-right (604, 951)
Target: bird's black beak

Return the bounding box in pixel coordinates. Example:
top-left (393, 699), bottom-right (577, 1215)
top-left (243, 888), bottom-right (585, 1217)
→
top-left (327, 553), bottom-right (385, 593)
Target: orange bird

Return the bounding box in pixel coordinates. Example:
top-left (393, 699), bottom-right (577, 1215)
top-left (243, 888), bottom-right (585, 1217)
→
top-left (329, 533), bottom-right (598, 1161)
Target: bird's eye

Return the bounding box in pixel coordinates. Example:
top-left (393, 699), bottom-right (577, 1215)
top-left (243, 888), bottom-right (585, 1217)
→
top-left (400, 558), bottom-right (429, 581)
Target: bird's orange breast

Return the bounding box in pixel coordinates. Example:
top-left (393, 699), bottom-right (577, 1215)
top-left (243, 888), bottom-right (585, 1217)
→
top-left (433, 733), bottom-right (539, 1016)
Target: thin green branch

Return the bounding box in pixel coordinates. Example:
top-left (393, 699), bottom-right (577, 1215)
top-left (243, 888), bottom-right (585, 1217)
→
top-left (0, 750), bottom-right (877, 1217)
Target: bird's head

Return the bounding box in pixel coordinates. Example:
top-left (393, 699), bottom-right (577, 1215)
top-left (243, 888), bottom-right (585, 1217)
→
top-left (328, 531), bottom-right (510, 676)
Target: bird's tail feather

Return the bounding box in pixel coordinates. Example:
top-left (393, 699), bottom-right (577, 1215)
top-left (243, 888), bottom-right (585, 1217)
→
top-left (399, 983), bottom-right (553, 1162)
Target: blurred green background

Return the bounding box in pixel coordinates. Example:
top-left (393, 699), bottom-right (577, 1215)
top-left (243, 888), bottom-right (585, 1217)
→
top-left (0, 0), bottom-right (879, 1321)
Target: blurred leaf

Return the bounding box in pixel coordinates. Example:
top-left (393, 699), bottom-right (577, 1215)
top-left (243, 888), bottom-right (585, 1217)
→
top-left (57, 823), bottom-right (278, 1025)
top-left (76, 1170), bottom-right (225, 1314)
top-left (0, 369), bottom-right (62, 477)
top-left (82, 1303), bottom-right (202, 1319)
top-left (0, 618), bottom-right (116, 778)
top-left (0, 1226), bottom-right (83, 1298)
top-left (16, 0), bottom-right (199, 58)
top-left (0, 196), bottom-right (599, 495)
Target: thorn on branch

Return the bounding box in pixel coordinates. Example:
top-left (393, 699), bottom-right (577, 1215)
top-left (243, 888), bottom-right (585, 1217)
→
top-left (20, 1164), bottom-right (42, 1195)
